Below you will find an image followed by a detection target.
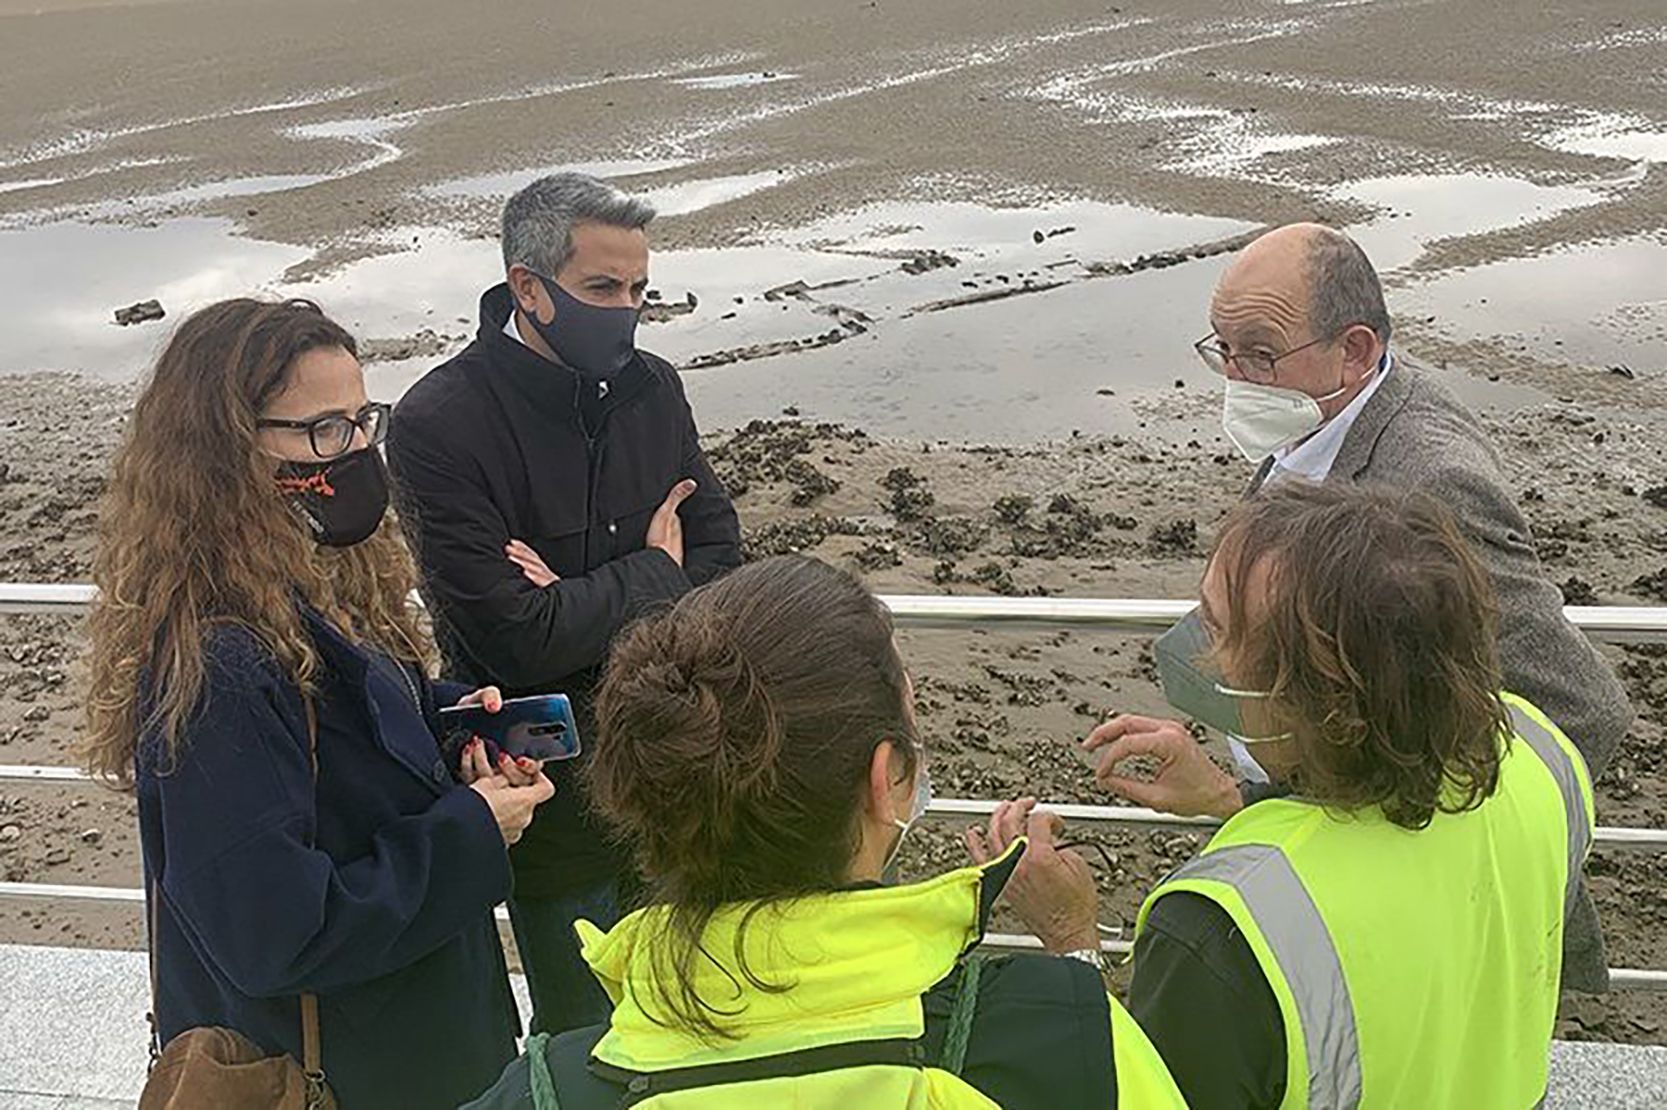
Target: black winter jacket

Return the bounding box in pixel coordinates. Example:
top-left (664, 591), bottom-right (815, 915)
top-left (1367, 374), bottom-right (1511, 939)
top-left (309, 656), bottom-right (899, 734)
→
top-left (387, 284), bottom-right (742, 897)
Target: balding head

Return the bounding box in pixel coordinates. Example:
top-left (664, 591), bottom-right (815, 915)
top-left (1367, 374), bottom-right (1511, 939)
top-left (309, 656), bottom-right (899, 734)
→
top-left (1203, 223), bottom-right (1391, 420)
top-left (1216, 223), bottom-right (1390, 347)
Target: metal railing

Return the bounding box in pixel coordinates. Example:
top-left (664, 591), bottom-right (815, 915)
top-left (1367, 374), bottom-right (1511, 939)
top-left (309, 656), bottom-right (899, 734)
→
top-left (4, 583), bottom-right (1667, 990)
top-left (6, 766), bottom-right (1662, 849)
top-left (5, 583), bottom-right (1667, 642)
top-left (2, 877), bottom-right (1663, 991)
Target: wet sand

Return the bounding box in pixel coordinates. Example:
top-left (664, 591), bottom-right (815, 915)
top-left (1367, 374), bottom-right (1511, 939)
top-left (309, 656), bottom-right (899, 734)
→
top-left (2, 0), bottom-right (1667, 1050)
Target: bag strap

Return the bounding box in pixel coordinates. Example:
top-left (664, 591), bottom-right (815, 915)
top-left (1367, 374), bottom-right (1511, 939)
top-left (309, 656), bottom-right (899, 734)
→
top-left (143, 696), bottom-right (326, 1100)
top-left (300, 698), bottom-right (326, 1105)
top-left (940, 954), bottom-right (986, 1076)
top-left (146, 877), bottom-right (162, 1069)
top-left (588, 1038), bottom-right (929, 1107)
top-left (526, 1032), bottom-right (562, 1110)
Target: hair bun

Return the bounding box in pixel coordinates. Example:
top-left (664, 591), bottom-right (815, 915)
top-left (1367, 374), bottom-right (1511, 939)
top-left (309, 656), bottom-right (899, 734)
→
top-left (592, 619), bottom-right (783, 862)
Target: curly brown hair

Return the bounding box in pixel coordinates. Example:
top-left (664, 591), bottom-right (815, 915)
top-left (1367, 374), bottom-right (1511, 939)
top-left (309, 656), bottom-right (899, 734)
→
top-left (1207, 481), bottom-right (1508, 829)
top-left (83, 298), bottom-right (431, 787)
top-left (590, 556), bottom-right (918, 1042)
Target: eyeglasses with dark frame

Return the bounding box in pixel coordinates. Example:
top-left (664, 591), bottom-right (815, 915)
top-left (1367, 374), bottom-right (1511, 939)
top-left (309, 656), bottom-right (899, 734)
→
top-left (257, 402), bottom-right (391, 460)
top-left (1193, 326), bottom-right (1361, 385)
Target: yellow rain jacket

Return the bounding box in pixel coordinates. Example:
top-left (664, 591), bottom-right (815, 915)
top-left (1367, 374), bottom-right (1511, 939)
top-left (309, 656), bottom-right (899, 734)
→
top-left (466, 841), bottom-right (1183, 1108)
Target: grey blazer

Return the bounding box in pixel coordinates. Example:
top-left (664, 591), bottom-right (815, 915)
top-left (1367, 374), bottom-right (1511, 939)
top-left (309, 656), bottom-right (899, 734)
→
top-left (1249, 358), bottom-right (1633, 993)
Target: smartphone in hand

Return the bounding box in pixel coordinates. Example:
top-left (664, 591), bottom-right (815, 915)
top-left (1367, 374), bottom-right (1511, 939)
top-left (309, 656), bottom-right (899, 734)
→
top-left (438, 693), bottom-right (582, 766)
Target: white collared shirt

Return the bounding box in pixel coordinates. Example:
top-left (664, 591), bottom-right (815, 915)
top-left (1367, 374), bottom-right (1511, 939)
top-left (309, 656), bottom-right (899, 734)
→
top-left (1270, 350), bottom-right (1394, 484)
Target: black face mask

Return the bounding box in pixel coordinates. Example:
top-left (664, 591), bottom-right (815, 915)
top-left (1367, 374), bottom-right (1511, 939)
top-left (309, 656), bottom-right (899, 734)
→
top-left (274, 447), bottom-right (390, 548)
top-left (523, 272), bottom-right (639, 377)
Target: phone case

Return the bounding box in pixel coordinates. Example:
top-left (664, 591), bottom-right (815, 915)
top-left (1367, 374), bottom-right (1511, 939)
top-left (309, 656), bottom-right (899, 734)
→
top-left (438, 694), bottom-right (582, 764)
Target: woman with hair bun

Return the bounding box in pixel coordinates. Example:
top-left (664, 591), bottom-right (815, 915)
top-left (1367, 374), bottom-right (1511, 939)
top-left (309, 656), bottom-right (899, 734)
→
top-left (469, 555), bottom-right (1184, 1109)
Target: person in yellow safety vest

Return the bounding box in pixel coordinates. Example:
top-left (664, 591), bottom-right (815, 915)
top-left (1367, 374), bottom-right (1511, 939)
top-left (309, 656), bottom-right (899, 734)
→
top-left (1077, 480), bottom-right (1592, 1109)
top-left (465, 556), bottom-right (1186, 1110)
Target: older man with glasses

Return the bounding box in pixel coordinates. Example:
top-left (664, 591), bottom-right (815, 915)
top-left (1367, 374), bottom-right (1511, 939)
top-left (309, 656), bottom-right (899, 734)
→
top-left (1145, 222), bottom-right (1630, 988)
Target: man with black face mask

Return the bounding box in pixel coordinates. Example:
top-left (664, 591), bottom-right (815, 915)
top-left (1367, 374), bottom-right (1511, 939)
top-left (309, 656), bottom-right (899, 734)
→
top-left (387, 173), bottom-right (742, 1038)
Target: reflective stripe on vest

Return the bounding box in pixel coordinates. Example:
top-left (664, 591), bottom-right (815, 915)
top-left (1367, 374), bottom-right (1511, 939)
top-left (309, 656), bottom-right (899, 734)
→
top-left (1164, 843), bottom-right (1363, 1110)
top-left (1506, 703), bottom-right (1593, 908)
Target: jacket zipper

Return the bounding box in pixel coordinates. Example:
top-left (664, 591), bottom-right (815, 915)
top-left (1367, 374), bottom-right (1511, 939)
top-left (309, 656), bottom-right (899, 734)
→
top-left (577, 374), bottom-right (614, 565)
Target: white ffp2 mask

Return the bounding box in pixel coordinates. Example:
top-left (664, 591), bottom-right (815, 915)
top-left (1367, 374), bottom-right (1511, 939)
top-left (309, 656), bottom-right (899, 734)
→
top-left (1220, 378), bottom-right (1339, 461)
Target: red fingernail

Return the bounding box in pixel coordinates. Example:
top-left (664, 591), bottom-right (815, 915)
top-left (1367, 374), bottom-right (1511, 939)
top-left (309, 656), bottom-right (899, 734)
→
top-left (518, 757), bottom-right (536, 770)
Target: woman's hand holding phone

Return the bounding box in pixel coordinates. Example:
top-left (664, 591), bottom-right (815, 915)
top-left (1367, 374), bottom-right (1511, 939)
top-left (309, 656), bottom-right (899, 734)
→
top-left (453, 688), bottom-right (555, 845)
top-left (462, 738), bottom-right (554, 845)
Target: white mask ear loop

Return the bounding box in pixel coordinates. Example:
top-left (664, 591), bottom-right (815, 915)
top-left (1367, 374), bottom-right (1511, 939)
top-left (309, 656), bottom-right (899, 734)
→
top-left (881, 753), bottom-right (932, 879)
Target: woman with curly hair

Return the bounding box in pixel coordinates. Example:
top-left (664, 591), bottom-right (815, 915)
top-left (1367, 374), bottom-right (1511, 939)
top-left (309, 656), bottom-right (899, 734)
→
top-left (1003, 482), bottom-right (1594, 1109)
top-left (84, 298), bottom-right (553, 1109)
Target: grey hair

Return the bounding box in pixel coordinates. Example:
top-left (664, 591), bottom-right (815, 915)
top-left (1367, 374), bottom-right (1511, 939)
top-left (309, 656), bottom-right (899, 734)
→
top-left (501, 173), bottom-right (656, 276)
top-left (1306, 228), bottom-right (1392, 344)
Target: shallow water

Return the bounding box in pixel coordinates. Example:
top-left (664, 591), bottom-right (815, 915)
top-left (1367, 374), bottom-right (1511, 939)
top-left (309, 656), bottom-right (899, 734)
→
top-left (0, 177), bottom-right (64, 196)
top-left (93, 174), bottom-right (332, 214)
top-left (640, 170), bottom-right (796, 216)
top-left (1339, 173), bottom-right (1607, 272)
top-left (0, 176), bottom-right (1633, 441)
top-left (1397, 236), bottom-right (1667, 376)
top-left (427, 163), bottom-right (795, 217)
top-left (0, 218), bottom-right (307, 378)
top-left (669, 71), bottom-right (798, 90)
top-left (426, 158), bottom-right (696, 199)
top-left (1547, 117), bottom-right (1667, 164)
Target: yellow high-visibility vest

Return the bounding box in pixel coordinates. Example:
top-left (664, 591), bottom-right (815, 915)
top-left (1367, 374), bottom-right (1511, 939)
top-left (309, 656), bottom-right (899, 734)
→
top-left (1138, 693), bottom-right (1594, 1108)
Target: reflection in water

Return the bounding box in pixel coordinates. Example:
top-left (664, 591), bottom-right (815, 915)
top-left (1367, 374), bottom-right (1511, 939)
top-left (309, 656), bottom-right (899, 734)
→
top-left (682, 252), bottom-right (1244, 442)
top-left (302, 228), bottom-right (502, 344)
top-left (1397, 236), bottom-right (1667, 374)
top-left (1339, 173), bottom-right (1606, 272)
top-left (0, 219), bottom-right (307, 378)
top-left (0, 184), bottom-right (1627, 441)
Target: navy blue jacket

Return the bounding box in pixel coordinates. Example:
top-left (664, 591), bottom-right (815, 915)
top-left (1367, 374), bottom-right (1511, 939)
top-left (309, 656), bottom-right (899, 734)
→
top-left (138, 609), bottom-right (519, 1110)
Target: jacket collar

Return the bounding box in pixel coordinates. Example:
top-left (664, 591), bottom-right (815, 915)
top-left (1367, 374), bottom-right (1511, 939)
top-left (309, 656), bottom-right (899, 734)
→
top-left (576, 840), bottom-right (1025, 1071)
top-left (1328, 358), bottom-right (1420, 481)
top-left (298, 605), bottom-right (369, 680)
top-left (475, 283), bottom-right (655, 420)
